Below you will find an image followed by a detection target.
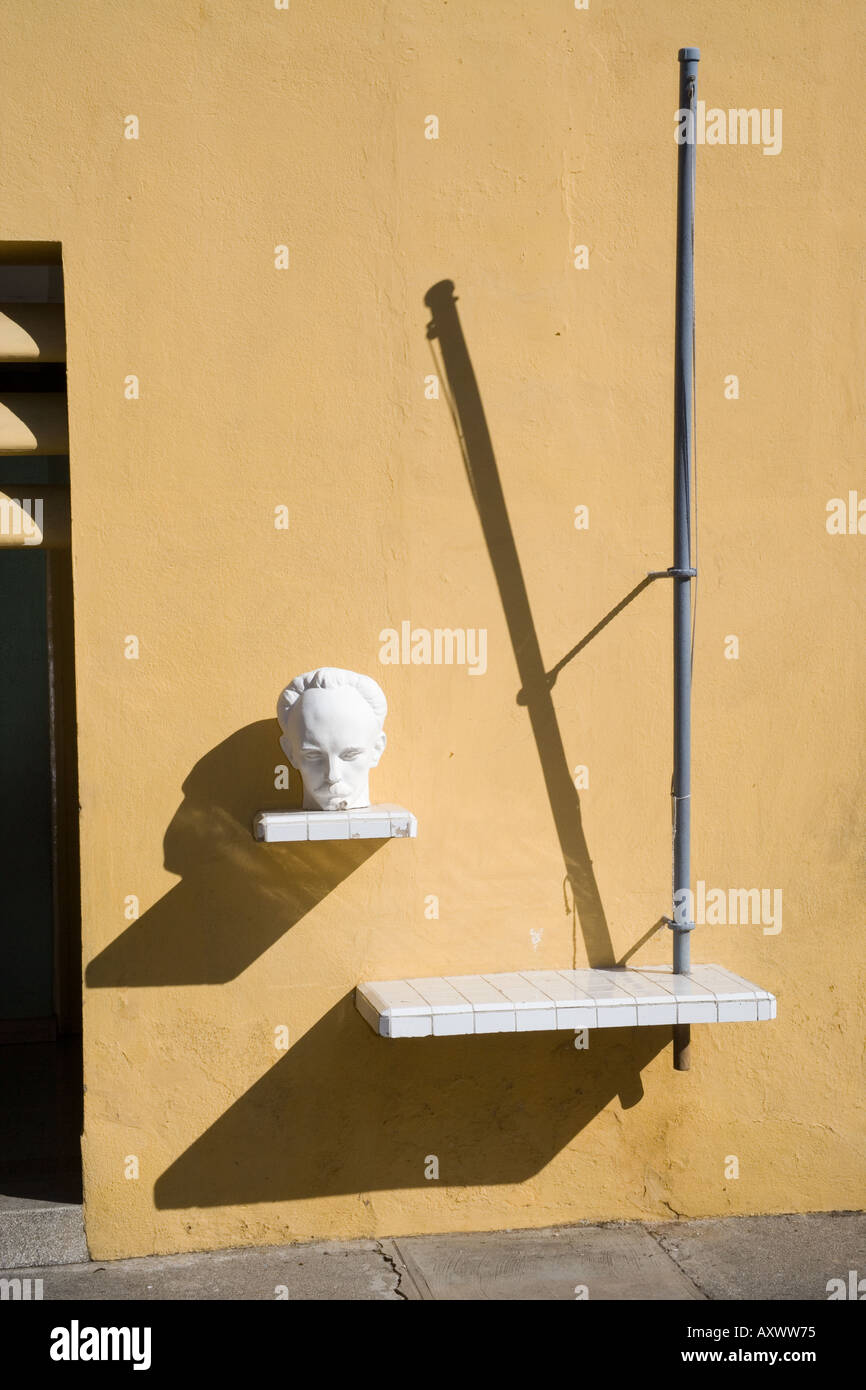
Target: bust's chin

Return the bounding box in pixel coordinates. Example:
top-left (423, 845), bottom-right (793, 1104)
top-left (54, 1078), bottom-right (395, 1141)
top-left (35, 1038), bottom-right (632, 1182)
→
top-left (303, 786), bottom-right (371, 812)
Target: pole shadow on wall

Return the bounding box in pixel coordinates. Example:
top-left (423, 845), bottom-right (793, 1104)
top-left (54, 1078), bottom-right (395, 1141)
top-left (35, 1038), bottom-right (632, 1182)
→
top-left (152, 282), bottom-right (672, 1211)
top-left (85, 721), bottom-right (382, 987)
top-left (425, 280), bottom-right (665, 972)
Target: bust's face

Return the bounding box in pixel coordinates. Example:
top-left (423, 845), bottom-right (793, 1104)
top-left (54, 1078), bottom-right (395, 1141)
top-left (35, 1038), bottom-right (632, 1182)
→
top-left (281, 686), bottom-right (386, 810)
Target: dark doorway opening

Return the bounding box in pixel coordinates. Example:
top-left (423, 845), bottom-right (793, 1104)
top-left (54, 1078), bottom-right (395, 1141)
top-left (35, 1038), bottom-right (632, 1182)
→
top-left (0, 248), bottom-right (83, 1234)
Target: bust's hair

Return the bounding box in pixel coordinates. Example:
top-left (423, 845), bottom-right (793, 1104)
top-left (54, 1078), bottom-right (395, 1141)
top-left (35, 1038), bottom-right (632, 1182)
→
top-left (277, 667), bottom-right (387, 734)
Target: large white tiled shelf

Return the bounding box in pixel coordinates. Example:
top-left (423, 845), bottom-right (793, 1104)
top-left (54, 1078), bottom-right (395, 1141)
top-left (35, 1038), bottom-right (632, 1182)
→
top-left (253, 804), bottom-right (417, 843)
top-left (356, 964), bottom-right (776, 1038)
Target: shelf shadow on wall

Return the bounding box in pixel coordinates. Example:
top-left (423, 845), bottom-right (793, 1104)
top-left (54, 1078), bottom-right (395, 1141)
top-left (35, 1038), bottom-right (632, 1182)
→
top-left (85, 721), bottom-right (381, 988)
top-left (155, 994), bottom-right (670, 1206)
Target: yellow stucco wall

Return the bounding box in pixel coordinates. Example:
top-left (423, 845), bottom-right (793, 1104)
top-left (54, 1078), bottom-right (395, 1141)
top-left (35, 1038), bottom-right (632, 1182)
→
top-left (1, 1), bottom-right (862, 1258)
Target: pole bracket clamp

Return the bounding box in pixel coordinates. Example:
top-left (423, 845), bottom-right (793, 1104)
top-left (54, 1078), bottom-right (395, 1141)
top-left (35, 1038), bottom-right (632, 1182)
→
top-left (647, 566), bottom-right (697, 580)
top-left (663, 916), bottom-right (696, 932)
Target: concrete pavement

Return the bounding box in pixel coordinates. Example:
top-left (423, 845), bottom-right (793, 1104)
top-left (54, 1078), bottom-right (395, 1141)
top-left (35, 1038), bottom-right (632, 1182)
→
top-left (2, 1211), bottom-right (863, 1300)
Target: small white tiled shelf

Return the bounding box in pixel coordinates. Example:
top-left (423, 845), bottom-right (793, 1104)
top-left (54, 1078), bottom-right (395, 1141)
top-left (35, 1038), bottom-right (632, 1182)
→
top-left (253, 804), bottom-right (417, 843)
top-left (355, 964), bottom-right (776, 1038)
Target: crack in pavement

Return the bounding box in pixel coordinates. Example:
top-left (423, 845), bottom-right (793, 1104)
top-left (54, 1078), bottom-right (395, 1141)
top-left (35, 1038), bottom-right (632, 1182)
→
top-left (375, 1239), bottom-right (411, 1300)
top-left (646, 1225), bottom-right (713, 1301)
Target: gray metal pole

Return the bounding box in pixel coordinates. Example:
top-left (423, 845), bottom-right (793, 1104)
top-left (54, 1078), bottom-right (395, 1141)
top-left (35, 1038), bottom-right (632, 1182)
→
top-left (672, 47), bottom-right (699, 1070)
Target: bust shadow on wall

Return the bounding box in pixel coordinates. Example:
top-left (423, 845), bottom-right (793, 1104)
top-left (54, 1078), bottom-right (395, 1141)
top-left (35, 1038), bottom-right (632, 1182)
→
top-left (85, 720), bottom-right (383, 988)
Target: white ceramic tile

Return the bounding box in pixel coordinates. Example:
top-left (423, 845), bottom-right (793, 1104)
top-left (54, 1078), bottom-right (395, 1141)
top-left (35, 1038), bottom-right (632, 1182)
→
top-left (629, 970), bottom-right (679, 998)
top-left (489, 972), bottom-right (556, 1003)
top-left (444, 974), bottom-right (510, 1007)
top-left (597, 970), bottom-right (676, 1002)
top-left (606, 970), bottom-right (679, 1024)
top-left (474, 1010), bottom-right (517, 1033)
top-left (407, 977), bottom-right (474, 1016)
top-left (513, 1008), bottom-right (557, 1032)
top-left (483, 972), bottom-right (571, 1030)
top-left (616, 968), bottom-right (716, 1023)
top-left (678, 998), bottom-right (718, 1023)
top-left (599, 1004), bottom-right (640, 1026)
top-left (556, 1002), bottom-right (599, 1029)
top-left (355, 989), bottom-right (385, 1036)
top-left (716, 998), bottom-right (759, 1022)
top-left (388, 1014), bottom-right (433, 1038)
top-left (689, 964), bottom-right (756, 1000)
top-left (530, 971), bottom-right (598, 1029)
top-left (639, 970), bottom-right (714, 998)
top-left (389, 816), bottom-right (417, 839)
top-left (529, 971), bottom-right (592, 1003)
top-left (433, 1012), bottom-right (476, 1036)
top-left (636, 1001), bottom-right (679, 1026)
top-left (378, 805), bottom-right (418, 838)
top-left (308, 811), bottom-right (350, 841)
top-left (444, 975), bottom-right (514, 1032)
top-left (561, 972), bottom-right (638, 1025)
top-left (361, 981), bottom-right (431, 1039)
top-left (357, 980), bottom-right (433, 1038)
top-left (485, 973), bottom-right (557, 1028)
top-left (349, 814), bottom-right (392, 839)
top-left (703, 964), bottom-right (774, 1003)
top-left (560, 969), bottom-right (633, 1001)
top-left (361, 979), bottom-right (429, 1018)
top-left (252, 811), bottom-right (307, 842)
top-left (695, 964), bottom-right (762, 997)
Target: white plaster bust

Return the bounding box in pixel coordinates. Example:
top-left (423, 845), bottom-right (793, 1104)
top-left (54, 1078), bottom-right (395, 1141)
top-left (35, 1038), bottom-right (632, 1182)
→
top-left (277, 668), bottom-right (388, 811)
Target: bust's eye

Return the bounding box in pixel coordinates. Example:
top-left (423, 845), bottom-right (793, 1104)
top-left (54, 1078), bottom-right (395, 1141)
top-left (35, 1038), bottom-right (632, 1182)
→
top-left (341, 748), bottom-right (364, 761)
